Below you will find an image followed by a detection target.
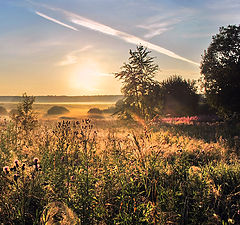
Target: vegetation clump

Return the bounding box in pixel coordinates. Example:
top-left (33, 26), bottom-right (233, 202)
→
top-left (11, 93), bottom-right (38, 132)
top-left (47, 106), bottom-right (70, 115)
top-left (115, 45), bottom-right (162, 120)
top-left (161, 75), bottom-right (199, 116)
top-left (115, 46), bottom-right (200, 120)
top-left (201, 25), bottom-right (240, 120)
top-left (87, 107), bottom-right (102, 114)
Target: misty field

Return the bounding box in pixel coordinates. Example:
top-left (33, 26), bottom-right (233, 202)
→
top-left (0, 102), bottom-right (115, 119)
top-left (0, 104), bottom-right (240, 225)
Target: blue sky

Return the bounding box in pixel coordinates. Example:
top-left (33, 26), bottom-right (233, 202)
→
top-left (0, 0), bottom-right (239, 95)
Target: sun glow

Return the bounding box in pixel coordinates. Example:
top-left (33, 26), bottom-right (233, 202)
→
top-left (70, 61), bottom-right (104, 94)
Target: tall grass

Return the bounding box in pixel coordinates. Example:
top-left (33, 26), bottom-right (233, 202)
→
top-left (0, 117), bottom-right (240, 224)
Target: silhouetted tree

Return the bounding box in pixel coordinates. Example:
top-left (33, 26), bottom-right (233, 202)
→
top-left (161, 75), bottom-right (199, 116)
top-left (115, 45), bottom-right (162, 120)
top-left (200, 25), bottom-right (240, 120)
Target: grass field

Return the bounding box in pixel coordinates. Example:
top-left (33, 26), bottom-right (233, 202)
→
top-left (0, 102), bottom-right (115, 119)
top-left (0, 103), bottom-right (240, 224)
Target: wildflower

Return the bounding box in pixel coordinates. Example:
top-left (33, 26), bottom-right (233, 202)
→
top-left (120, 202), bottom-right (123, 210)
top-left (3, 166), bottom-right (9, 174)
top-left (34, 164), bottom-right (41, 172)
top-left (33, 158), bottom-right (39, 165)
top-left (133, 198), bottom-right (137, 213)
top-left (21, 163), bottom-right (25, 171)
top-left (13, 174), bottom-right (19, 182)
top-left (14, 160), bottom-right (19, 168)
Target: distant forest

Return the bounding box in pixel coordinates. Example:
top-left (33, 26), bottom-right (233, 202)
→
top-left (0, 95), bottom-right (123, 103)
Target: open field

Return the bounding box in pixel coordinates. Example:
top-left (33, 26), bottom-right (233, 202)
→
top-left (0, 109), bottom-right (240, 224)
top-left (0, 102), bottom-right (115, 119)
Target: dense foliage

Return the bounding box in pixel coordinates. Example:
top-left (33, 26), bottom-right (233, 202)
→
top-left (161, 75), bottom-right (199, 116)
top-left (115, 45), bottom-right (162, 120)
top-left (201, 25), bottom-right (240, 119)
top-left (115, 46), bottom-right (201, 120)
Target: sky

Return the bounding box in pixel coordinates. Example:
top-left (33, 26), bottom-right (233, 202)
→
top-left (0, 0), bottom-right (240, 96)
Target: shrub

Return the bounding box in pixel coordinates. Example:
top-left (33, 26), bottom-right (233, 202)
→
top-left (47, 106), bottom-right (70, 115)
top-left (161, 75), bottom-right (199, 116)
top-left (88, 108), bottom-right (102, 114)
top-left (11, 93), bottom-right (38, 132)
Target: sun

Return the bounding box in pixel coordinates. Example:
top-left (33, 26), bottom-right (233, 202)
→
top-left (70, 61), bottom-right (102, 93)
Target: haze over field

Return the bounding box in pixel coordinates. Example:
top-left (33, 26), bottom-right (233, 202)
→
top-left (0, 0), bottom-right (240, 95)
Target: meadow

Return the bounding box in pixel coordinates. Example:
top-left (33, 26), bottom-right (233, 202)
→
top-left (0, 102), bottom-right (240, 224)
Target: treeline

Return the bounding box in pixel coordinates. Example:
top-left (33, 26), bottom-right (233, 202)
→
top-left (114, 25), bottom-right (240, 121)
top-left (114, 46), bottom-right (210, 120)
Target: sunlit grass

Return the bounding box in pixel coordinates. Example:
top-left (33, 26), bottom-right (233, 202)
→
top-left (0, 113), bottom-right (240, 224)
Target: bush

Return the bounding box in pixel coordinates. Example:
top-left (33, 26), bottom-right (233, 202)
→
top-left (47, 106), bottom-right (70, 115)
top-left (161, 75), bottom-right (199, 116)
top-left (88, 108), bottom-right (102, 114)
top-left (0, 106), bottom-right (7, 115)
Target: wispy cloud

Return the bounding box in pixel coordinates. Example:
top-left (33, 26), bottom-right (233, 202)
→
top-left (34, 8), bottom-right (199, 66)
top-left (35, 11), bottom-right (78, 31)
top-left (57, 45), bottom-right (93, 66)
top-left (138, 19), bottom-right (180, 39)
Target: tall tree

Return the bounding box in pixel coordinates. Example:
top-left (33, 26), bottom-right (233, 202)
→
top-left (200, 25), bottom-right (240, 119)
top-left (115, 45), bottom-right (162, 120)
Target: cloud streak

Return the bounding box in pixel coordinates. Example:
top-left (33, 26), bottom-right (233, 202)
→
top-left (57, 45), bottom-right (93, 66)
top-left (138, 19), bottom-right (181, 39)
top-left (35, 9), bottom-right (199, 66)
top-left (35, 11), bottom-right (78, 31)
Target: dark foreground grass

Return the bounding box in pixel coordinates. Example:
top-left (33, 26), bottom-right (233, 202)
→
top-left (0, 118), bottom-right (240, 224)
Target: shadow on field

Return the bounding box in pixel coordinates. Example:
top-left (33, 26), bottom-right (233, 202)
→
top-left (155, 122), bottom-right (240, 151)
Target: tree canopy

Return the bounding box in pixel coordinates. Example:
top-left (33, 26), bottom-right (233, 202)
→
top-left (115, 45), bottom-right (162, 120)
top-left (200, 25), bottom-right (240, 119)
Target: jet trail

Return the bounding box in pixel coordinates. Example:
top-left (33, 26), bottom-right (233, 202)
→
top-left (35, 11), bottom-right (78, 31)
top-left (35, 9), bottom-right (199, 66)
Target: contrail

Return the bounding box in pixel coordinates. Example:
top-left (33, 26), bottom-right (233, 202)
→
top-left (35, 11), bottom-right (78, 31)
top-left (35, 9), bottom-right (199, 66)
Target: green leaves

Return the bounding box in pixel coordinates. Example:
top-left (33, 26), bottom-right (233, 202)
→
top-left (115, 45), bottom-right (161, 121)
top-left (201, 25), bottom-right (240, 120)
